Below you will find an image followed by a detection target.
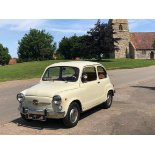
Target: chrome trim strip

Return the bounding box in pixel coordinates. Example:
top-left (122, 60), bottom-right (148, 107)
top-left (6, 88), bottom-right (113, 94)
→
top-left (25, 101), bottom-right (50, 104)
top-left (18, 107), bottom-right (65, 118)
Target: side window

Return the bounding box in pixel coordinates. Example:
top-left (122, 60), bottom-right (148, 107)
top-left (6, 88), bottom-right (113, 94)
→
top-left (82, 66), bottom-right (97, 83)
top-left (97, 66), bottom-right (107, 79)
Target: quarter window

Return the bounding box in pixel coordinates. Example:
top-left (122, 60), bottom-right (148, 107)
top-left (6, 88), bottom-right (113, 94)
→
top-left (97, 66), bottom-right (107, 79)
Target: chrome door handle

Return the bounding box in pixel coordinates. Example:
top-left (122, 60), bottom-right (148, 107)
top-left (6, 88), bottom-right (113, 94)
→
top-left (98, 81), bottom-right (100, 84)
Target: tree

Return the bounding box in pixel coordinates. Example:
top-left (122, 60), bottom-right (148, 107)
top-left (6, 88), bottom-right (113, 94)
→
top-left (81, 19), bottom-right (121, 61)
top-left (57, 34), bottom-right (87, 60)
top-left (17, 29), bottom-right (56, 61)
top-left (0, 44), bottom-right (11, 66)
top-left (40, 48), bottom-right (50, 61)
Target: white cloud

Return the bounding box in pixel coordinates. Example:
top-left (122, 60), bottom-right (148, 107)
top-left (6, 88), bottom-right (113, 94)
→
top-left (50, 27), bottom-right (86, 33)
top-left (0, 19), bottom-right (48, 31)
top-left (128, 19), bottom-right (155, 31)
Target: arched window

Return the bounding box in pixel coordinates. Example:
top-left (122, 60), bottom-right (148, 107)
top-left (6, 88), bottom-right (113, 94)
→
top-left (119, 24), bottom-right (123, 30)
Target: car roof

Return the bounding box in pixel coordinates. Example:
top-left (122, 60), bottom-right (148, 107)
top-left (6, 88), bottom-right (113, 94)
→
top-left (48, 61), bottom-right (102, 68)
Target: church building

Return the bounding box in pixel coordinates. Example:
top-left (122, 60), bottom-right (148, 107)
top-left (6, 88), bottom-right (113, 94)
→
top-left (108, 19), bottom-right (155, 59)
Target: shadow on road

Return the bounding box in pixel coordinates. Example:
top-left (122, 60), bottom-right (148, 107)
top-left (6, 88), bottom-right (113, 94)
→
top-left (10, 105), bottom-right (103, 130)
top-left (131, 86), bottom-right (155, 91)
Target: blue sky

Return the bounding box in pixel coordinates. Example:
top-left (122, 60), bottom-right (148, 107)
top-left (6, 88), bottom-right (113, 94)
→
top-left (1, 19), bottom-right (155, 58)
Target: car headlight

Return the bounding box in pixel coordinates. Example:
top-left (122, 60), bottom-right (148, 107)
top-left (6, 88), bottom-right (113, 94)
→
top-left (17, 93), bottom-right (24, 102)
top-left (53, 95), bottom-right (61, 105)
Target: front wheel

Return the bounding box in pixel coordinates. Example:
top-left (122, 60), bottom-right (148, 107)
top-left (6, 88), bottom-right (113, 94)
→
top-left (102, 91), bottom-right (113, 109)
top-left (63, 102), bottom-right (80, 128)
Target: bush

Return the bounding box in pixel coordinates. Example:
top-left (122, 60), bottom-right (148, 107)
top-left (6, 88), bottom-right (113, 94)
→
top-left (16, 58), bottom-right (23, 63)
top-left (56, 53), bottom-right (65, 60)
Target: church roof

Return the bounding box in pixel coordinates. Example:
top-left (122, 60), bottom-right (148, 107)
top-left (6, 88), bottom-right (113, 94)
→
top-left (130, 32), bottom-right (155, 49)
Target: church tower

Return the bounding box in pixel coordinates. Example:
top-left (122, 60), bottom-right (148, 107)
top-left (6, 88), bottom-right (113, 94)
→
top-left (108, 19), bottom-right (130, 58)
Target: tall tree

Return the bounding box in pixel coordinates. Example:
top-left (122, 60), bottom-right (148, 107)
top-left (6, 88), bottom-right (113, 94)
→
top-left (0, 44), bottom-right (11, 66)
top-left (17, 29), bottom-right (56, 61)
top-left (57, 34), bottom-right (87, 60)
top-left (81, 19), bottom-right (121, 61)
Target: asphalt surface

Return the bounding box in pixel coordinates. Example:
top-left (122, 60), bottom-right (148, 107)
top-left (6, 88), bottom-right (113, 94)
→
top-left (0, 66), bottom-right (155, 134)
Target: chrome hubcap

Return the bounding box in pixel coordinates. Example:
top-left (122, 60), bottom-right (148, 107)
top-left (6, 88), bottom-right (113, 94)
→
top-left (70, 107), bottom-right (78, 123)
top-left (107, 94), bottom-right (111, 106)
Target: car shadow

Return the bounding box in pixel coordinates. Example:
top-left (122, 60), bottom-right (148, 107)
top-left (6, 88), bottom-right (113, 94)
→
top-left (11, 105), bottom-right (103, 130)
top-left (131, 86), bottom-right (155, 91)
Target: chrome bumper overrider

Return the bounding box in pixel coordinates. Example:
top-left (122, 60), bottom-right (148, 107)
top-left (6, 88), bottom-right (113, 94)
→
top-left (18, 107), bottom-right (65, 118)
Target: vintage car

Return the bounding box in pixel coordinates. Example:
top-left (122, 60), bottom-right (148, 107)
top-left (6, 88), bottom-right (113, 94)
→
top-left (17, 61), bottom-right (115, 128)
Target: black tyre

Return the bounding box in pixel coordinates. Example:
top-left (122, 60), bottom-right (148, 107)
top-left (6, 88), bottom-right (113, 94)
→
top-left (20, 113), bottom-right (31, 121)
top-left (63, 102), bottom-right (80, 128)
top-left (102, 91), bottom-right (113, 109)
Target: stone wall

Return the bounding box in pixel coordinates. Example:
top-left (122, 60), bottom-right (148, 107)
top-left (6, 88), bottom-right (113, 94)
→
top-left (135, 50), bottom-right (155, 59)
top-left (109, 52), bottom-right (115, 58)
top-left (110, 20), bottom-right (130, 59)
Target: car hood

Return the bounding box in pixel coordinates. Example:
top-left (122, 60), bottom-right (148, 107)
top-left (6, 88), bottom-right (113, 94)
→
top-left (25, 82), bottom-right (78, 97)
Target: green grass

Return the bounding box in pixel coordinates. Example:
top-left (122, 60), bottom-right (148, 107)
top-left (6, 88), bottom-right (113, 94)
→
top-left (0, 59), bottom-right (155, 82)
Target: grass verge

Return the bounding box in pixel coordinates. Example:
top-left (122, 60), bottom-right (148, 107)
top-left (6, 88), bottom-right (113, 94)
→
top-left (0, 59), bottom-right (155, 82)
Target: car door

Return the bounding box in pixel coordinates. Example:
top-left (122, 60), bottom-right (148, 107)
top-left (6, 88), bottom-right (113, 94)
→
top-left (80, 66), bottom-right (101, 110)
top-left (96, 66), bottom-right (109, 102)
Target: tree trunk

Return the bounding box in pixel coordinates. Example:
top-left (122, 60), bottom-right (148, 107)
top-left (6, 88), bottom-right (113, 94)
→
top-left (98, 53), bottom-right (101, 62)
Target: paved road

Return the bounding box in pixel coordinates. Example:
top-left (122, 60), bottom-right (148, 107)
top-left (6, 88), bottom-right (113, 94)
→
top-left (108, 66), bottom-right (155, 88)
top-left (0, 66), bottom-right (155, 134)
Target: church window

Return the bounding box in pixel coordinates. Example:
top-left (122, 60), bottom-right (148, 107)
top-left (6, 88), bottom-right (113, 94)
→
top-left (142, 50), bottom-right (146, 55)
top-left (119, 24), bottom-right (123, 30)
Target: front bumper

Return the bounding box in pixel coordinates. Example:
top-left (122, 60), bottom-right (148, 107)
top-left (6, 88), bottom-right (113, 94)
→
top-left (18, 107), bottom-right (65, 119)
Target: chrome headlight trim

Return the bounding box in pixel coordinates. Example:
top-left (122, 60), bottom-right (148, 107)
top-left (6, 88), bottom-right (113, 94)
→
top-left (53, 95), bottom-right (61, 105)
top-left (19, 102), bottom-right (22, 107)
top-left (17, 93), bottom-right (25, 102)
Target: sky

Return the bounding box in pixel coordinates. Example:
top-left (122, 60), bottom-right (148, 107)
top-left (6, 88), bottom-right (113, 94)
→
top-left (1, 19), bottom-right (155, 58)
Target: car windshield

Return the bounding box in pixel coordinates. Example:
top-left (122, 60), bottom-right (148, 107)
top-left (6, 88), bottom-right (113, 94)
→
top-left (42, 66), bottom-right (79, 82)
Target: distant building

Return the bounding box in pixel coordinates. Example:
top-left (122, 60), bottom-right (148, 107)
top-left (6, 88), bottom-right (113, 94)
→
top-left (75, 57), bottom-right (80, 60)
top-left (108, 19), bottom-right (155, 59)
top-left (9, 59), bottom-right (17, 65)
top-left (53, 54), bottom-right (57, 59)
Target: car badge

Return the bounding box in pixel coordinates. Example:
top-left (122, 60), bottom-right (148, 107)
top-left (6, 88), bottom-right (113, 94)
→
top-left (33, 100), bottom-right (39, 105)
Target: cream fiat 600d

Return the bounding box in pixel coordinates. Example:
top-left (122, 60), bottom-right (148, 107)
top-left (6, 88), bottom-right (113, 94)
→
top-left (17, 61), bottom-right (115, 128)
